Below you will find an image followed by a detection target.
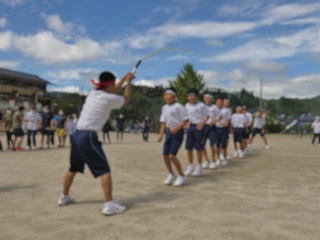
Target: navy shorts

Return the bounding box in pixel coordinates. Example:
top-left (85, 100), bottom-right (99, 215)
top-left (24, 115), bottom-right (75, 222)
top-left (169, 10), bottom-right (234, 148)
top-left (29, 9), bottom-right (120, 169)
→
top-left (186, 124), bottom-right (204, 151)
top-left (163, 129), bottom-right (184, 156)
top-left (233, 128), bottom-right (245, 143)
top-left (202, 125), bottom-right (216, 146)
top-left (244, 127), bottom-right (251, 139)
top-left (252, 128), bottom-right (265, 137)
top-left (13, 128), bottom-right (24, 137)
top-left (215, 127), bottom-right (228, 148)
top-left (69, 130), bottom-right (110, 178)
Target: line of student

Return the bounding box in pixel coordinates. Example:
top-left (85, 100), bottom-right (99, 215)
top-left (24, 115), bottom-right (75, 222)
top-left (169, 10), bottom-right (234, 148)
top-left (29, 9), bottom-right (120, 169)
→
top-left (158, 87), bottom-right (270, 187)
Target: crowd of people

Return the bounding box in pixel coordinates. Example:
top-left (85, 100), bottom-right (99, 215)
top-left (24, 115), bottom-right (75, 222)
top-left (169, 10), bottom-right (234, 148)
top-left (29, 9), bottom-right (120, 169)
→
top-left (0, 106), bottom-right (77, 151)
top-left (158, 88), bottom-right (270, 187)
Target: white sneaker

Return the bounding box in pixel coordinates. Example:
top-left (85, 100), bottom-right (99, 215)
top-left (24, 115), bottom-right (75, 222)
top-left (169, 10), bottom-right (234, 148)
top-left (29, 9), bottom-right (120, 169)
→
top-left (173, 175), bottom-right (185, 186)
top-left (202, 160), bottom-right (210, 169)
top-left (216, 159), bottom-right (221, 166)
top-left (26, 146), bottom-right (31, 151)
top-left (265, 145), bottom-right (270, 149)
top-left (184, 164), bottom-right (194, 176)
top-left (233, 152), bottom-right (238, 157)
top-left (57, 194), bottom-right (75, 206)
top-left (238, 150), bottom-right (244, 158)
top-left (209, 162), bottom-right (217, 169)
top-left (226, 155), bottom-right (231, 160)
top-left (31, 146), bottom-right (36, 150)
top-left (219, 154), bottom-right (225, 160)
top-left (192, 165), bottom-right (203, 177)
top-left (221, 159), bottom-right (228, 166)
top-left (163, 174), bottom-right (175, 185)
top-left (102, 201), bottom-right (126, 216)
top-left (244, 148), bottom-right (248, 154)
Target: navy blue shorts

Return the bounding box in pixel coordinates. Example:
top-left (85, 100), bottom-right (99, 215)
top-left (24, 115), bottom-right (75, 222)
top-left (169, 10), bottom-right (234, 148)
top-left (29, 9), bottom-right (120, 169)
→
top-left (186, 124), bottom-right (204, 151)
top-left (215, 127), bottom-right (228, 148)
top-left (252, 128), bottom-right (265, 137)
top-left (163, 129), bottom-right (184, 156)
top-left (233, 128), bottom-right (245, 143)
top-left (202, 125), bottom-right (216, 146)
top-left (69, 130), bottom-right (110, 178)
top-left (244, 127), bottom-right (251, 139)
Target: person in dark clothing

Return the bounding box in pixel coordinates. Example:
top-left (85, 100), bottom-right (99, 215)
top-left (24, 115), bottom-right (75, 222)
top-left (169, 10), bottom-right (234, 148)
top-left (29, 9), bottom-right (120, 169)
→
top-left (40, 106), bottom-right (54, 149)
top-left (142, 116), bottom-right (151, 142)
top-left (116, 114), bottom-right (125, 142)
top-left (103, 119), bottom-right (112, 144)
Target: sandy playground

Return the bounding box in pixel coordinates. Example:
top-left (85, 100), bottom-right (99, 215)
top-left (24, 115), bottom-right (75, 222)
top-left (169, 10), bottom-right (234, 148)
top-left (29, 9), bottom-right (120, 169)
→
top-left (0, 132), bottom-right (320, 240)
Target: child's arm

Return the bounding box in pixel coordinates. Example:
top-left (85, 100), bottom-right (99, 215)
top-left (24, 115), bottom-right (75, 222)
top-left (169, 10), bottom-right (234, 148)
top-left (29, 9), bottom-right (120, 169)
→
top-left (170, 120), bottom-right (187, 135)
top-left (158, 122), bottom-right (166, 142)
top-left (113, 72), bottom-right (135, 94)
top-left (123, 73), bottom-right (135, 104)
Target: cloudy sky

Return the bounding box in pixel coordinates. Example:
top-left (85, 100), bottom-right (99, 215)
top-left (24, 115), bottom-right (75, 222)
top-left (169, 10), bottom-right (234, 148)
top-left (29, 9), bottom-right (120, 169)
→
top-left (0, 0), bottom-right (319, 99)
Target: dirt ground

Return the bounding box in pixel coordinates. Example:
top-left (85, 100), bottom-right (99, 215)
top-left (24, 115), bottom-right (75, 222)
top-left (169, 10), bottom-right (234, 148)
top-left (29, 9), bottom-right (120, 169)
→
top-left (0, 132), bottom-right (319, 240)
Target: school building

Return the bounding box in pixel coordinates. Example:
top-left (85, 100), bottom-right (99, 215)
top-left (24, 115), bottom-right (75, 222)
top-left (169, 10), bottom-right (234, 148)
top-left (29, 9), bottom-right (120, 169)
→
top-left (0, 67), bottom-right (53, 112)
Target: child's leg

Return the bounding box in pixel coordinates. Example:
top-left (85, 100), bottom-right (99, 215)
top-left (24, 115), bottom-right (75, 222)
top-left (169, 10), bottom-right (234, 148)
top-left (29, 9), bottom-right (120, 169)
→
top-left (107, 132), bottom-right (111, 143)
top-left (312, 134), bottom-right (316, 144)
top-left (196, 150), bottom-right (203, 164)
top-left (163, 155), bottom-right (173, 174)
top-left (203, 148), bottom-right (209, 161)
top-left (27, 130), bottom-right (31, 147)
top-left (101, 173), bottom-right (112, 202)
top-left (187, 150), bottom-right (193, 164)
top-left (262, 136), bottom-right (268, 145)
top-left (169, 154), bottom-right (184, 176)
top-left (210, 145), bottom-right (216, 161)
top-left (63, 171), bottom-right (76, 195)
top-left (32, 130), bottom-right (36, 147)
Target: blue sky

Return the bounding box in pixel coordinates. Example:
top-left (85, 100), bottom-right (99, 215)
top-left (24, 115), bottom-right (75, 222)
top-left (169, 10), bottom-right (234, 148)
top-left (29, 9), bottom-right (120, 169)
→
top-left (0, 0), bottom-right (320, 99)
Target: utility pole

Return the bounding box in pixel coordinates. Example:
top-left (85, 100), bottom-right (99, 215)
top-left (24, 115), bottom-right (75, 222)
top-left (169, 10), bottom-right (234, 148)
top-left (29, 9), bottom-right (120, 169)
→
top-left (260, 79), bottom-right (263, 109)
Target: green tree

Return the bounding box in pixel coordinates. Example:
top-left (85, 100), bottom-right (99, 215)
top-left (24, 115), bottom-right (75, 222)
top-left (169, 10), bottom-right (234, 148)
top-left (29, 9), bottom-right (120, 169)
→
top-left (169, 63), bottom-right (207, 104)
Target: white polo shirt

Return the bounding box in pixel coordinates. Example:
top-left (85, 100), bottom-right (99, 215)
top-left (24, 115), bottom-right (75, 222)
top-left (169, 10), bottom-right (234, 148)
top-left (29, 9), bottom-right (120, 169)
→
top-left (25, 111), bottom-right (41, 130)
top-left (245, 112), bottom-right (253, 126)
top-left (216, 107), bottom-right (231, 128)
top-left (160, 102), bottom-right (188, 129)
top-left (77, 90), bottom-right (124, 132)
top-left (206, 104), bottom-right (221, 125)
top-left (231, 113), bottom-right (246, 128)
top-left (185, 101), bottom-right (209, 124)
top-left (312, 121), bottom-right (320, 134)
top-left (253, 117), bottom-right (266, 129)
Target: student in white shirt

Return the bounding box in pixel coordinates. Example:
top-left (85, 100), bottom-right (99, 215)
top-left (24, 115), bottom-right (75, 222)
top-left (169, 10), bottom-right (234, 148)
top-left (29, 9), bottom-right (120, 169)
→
top-left (202, 93), bottom-right (221, 170)
top-left (231, 106), bottom-right (248, 158)
top-left (249, 110), bottom-right (270, 149)
top-left (25, 107), bottom-right (41, 150)
top-left (242, 106), bottom-right (253, 152)
top-left (215, 98), bottom-right (231, 166)
top-left (311, 116), bottom-right (320, 146)
top-left (57, 71), bottom-right (135, 216)
top-left (158, 87), bottom-right (188, 186)
top-left (223, 98), bottom-right (232, 160)
top-left (184, 89), bottom-right (209, 177)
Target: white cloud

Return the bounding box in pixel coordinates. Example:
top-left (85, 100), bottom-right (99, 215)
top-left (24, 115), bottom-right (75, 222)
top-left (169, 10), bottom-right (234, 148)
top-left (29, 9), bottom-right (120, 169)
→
top-left (48, 86), bottom-right (87, 94)
top-left (45, 68), bottom-right (101, 81)
top-left (134, 77), bottom-right (171, 87)
top-left (41, 13), bottom-right (85, 37)
top-left (165, 54), bottom-right (189, 61)
top-left (0, 60), bottom-right (20, 68)
top-left (14, 31), bottom-right (105, 64)
top-left (0, 0), bottom-right (28, 6)
top-left (0, 17), bottom-right (7, 28)
top-left (242, 60), bottom-right (287, 74)
top-left (281, 17), bottom-right (320, 26)
top-left (0, 31), bottom-right (13, 50)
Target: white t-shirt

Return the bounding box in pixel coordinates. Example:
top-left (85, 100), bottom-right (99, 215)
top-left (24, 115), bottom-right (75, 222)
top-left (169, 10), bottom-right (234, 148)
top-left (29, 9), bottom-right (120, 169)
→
top-left (216, 108), bottom-right (231, 128)
top-left (311, 121), bottom-right (320, 134)
top-left (231, 113), bottom-right (247, 128)
top-left (185, 102), bottom-right (209, 124)
top-left (245, 112), bottom-right (253, 126)
top-left (206, 104), bottom-right (221, 125)
top-left (25, 111), bottom-right (41, 130)
top-left (160, 102), bottom-right (188, 129)
top-left (77, 90), bottom-right (124, 132)
top-left (253, 117), bottom-right (266, 129)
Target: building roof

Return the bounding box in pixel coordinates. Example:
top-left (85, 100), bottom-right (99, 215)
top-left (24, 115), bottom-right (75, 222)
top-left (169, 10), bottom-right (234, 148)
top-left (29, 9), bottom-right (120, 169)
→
top-left (0, 67), bottom-right (52, 85)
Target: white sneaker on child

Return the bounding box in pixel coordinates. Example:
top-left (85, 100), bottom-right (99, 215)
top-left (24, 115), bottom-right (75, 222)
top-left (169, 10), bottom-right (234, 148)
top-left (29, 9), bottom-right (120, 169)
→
top-left (57, 194), bottom-right (75, 206)
top-left (192, 165), bottom-right (203, 177)
top-left (209, 162), bottom-right (217, 170)
top-left (216, 159), bottom-right (221, 166)
top-left (163, 174), bottom-right (175, 185)
top-left (233, 152), bottom-right (238, 157)
top-left (221, 159), bottom-right (228, 166)
top-left (238, 150), bottom-right (244, 158)
top-left (102, 201), bottom-right (126, 216)
top-left (202, 160), bottom-right (210, 169)
top-left (219, 154), bottom-right (225, 160)
top-left (265, 145), bottom-right (270, 149)
top-left (184, 164), bottom-right (194, 176)
top-left (173, 176), bottom-right (185, 186)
